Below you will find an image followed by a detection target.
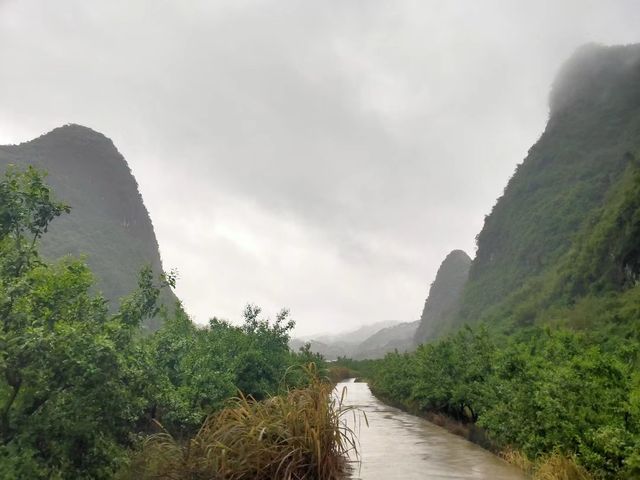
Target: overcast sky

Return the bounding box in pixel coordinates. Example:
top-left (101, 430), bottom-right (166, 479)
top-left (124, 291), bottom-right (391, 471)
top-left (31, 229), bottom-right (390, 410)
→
top-left (1, 1), bottom-right (640, 336)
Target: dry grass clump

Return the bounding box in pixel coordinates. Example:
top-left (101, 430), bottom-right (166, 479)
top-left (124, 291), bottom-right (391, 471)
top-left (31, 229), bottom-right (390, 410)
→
top-left (534, 453), bottom-right (592, 480)
top-left (500, 447), bottom-right (534, 473)
top-left (326, 366), bottom-right (355, 384)
top-left (124, 364), bottom-right (361, 480)
top-left (501, 448), bottom-right (592, 480)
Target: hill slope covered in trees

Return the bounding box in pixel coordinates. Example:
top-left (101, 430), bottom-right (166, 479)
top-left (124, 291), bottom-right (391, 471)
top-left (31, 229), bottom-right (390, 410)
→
top-left (450, 43), bottom-right (640, 331)
top-left (0, 124), bottom-right (176, 330)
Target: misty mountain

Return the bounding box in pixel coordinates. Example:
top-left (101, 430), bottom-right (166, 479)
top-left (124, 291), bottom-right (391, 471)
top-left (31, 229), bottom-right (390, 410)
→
top-left (288, 339), bottom-right (350, 361)
top-left (447, 43), bottom-right (640, 331)
top-left (413, 249), bottom-right (471, 344)
top-left (290, 320), bottom-right (401, 360)
top-left (353, 320), bottom-right (419, 359)
top-left (311, 320), bottom-right (398, 345)
top-left (0, 124), bottom-right (177, 330)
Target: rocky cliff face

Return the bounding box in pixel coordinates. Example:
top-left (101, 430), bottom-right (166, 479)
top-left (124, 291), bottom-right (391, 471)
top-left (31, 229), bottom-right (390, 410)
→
top-left (413, 249), bottom-right (471, 344)
top-left (0, 124), bottom-right (177, 330)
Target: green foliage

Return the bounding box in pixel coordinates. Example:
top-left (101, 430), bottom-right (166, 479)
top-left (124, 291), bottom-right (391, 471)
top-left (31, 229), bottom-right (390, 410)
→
top-left (145, 303), bottom-right (318, 437)
top-left (458, 155), bottom-right (640, 343)
top-left (412, 327), bottom-right (494, 421)
top-left (332, 357), bottom-right (380, 382)
top-left (371, 326), bottom-right (640, 479)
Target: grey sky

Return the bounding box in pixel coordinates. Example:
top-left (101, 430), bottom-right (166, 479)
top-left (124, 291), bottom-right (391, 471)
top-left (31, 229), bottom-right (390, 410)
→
top-left (1, 1), bottom-right (639, 336)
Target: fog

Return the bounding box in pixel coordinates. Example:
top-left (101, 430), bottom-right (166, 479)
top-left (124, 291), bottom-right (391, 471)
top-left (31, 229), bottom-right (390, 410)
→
top-left (1, 0), bottom-right (639, 335)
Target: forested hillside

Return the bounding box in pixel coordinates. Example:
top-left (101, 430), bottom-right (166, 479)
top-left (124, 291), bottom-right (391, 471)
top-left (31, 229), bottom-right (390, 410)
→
top-left (452, 43), bottom-right (640, 330)
top-left (0, 125), bottom-right (177, 330)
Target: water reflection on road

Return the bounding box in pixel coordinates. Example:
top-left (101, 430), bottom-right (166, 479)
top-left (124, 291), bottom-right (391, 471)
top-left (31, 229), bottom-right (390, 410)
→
top-left (336, 379), bottom-right (525, 480)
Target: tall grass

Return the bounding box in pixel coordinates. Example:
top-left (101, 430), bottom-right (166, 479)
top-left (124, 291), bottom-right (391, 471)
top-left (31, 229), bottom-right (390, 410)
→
top-left (501, 448), bottom-right (592, 480)
top-left (326, 366), bottom-right (356, 384)
top-left (123, 364), bottom-right (362, 479)
top-left (534, 454), bottom-right (592, 480)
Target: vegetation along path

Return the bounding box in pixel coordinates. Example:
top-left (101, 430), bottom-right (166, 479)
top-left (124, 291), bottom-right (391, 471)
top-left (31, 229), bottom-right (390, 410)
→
top-left (338, 379), bottom-right (524, 480)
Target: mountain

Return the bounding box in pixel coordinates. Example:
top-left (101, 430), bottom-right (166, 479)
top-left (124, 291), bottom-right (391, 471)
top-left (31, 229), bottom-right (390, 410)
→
top-left (311, 320), bottom-right (399, 346)
top-left (288, 339), bottom-right (351, 361)
top-left (354, 320), bottom-right (419, 359)
top-left (449, 43), bottom-right (640, 331)
top-left (413, 249), bottom-right (471, 344)
top-left (290, 320), bottom-right (400, 360)
top-left (0, 124), bottom-right (177, 330)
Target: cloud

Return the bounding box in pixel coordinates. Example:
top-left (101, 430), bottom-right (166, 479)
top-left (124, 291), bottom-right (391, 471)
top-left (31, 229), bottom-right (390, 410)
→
top-left (1, 0), bottom-right (639, 335)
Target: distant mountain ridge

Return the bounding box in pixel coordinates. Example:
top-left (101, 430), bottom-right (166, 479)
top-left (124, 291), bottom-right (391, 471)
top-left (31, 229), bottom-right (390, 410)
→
top-left (0, 124), bottom-right (177, 330)
top-left (309, 321), bottom-right (398, 345)
top-left (290, 320), bottom-right (418, 360)
top-left (291, 248), bottom-right (474, 357)
top-left (355, 320), bottom-right (419, 359)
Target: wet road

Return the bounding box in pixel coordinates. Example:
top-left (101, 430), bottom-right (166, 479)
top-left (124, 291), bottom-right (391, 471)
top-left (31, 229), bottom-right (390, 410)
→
top-left (336, 379), bottom-right (525, 480)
